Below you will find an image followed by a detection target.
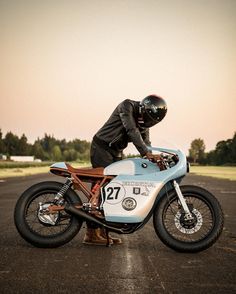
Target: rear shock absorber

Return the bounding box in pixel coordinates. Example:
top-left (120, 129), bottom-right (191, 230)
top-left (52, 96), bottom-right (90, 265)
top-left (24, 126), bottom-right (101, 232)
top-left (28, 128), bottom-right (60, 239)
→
top-left (54, 177), bottom-right (73, 205)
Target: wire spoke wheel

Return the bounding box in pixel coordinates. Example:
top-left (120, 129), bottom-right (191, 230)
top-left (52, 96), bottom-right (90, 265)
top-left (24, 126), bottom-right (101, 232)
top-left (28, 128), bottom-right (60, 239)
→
top-left (153, 185), bottom-right (224, 252)
top-left (14, 181), bottom-right (82, 248)
top-left (163, 195), bottom-right (213, 243)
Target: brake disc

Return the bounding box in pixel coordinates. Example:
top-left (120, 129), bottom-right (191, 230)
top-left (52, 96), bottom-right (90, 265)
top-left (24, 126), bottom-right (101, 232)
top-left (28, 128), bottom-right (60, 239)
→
top-left (174, 208), bottom-right (203, 234)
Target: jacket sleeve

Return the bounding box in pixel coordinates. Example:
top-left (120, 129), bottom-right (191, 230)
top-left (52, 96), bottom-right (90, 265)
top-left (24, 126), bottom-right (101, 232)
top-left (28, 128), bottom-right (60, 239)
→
top-left (141, 129), bottom-right (151, 147)
top-left (118, 100), bottom-right (149, 156)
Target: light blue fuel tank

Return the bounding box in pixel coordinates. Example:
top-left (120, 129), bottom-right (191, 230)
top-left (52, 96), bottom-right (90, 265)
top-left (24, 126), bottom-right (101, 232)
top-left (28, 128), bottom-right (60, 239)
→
top-left (104, 158), bottom-right (160, 176)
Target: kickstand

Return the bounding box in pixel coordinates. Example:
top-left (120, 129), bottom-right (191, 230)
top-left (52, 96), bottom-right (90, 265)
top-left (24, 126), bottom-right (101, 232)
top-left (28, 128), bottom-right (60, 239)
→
top-left (105, 228), bottom-right (111, 247)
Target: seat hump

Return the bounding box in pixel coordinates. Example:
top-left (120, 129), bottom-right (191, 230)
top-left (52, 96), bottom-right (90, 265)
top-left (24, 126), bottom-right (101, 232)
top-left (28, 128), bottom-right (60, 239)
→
top-left (66, 165), bottom-right (104, 176)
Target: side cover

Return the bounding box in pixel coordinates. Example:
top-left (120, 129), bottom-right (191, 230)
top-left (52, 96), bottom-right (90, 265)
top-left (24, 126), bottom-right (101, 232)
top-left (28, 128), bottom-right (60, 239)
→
top-left (102, 175), bottom-right (164, 223)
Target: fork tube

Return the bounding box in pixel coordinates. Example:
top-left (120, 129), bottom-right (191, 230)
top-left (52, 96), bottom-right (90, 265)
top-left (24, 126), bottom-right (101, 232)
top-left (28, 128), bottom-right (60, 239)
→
top-left (173, 180), bottom-right (192, 217)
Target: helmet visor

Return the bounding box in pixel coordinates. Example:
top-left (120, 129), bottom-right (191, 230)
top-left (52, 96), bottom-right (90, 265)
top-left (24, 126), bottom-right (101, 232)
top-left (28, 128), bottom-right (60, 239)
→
top-left (142, 102), bottom-right (167, 127)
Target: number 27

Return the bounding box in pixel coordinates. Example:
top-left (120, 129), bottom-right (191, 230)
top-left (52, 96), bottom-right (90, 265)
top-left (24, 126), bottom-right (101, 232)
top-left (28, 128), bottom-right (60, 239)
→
top-left (106, 187), bottom-right (121, 200)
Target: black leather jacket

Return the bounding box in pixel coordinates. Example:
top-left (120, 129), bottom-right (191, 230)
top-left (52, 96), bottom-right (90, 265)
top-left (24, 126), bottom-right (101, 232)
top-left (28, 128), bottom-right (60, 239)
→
top-left (94, 99), bottom-right (151, 156)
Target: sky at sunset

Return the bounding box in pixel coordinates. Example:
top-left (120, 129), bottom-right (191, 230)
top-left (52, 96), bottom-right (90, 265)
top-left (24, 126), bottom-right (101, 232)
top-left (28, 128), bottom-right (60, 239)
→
top-left (1, 0), bottom-right (235, 155)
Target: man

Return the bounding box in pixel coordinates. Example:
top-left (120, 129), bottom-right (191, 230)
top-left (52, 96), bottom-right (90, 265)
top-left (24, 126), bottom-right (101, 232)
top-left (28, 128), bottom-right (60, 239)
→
top-left (83, 94), bottom-right (168, 245)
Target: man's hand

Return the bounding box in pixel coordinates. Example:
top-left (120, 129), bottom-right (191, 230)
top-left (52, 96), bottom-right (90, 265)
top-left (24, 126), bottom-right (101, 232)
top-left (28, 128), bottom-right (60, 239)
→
top-left (145, 152), bottom-right (162, 162)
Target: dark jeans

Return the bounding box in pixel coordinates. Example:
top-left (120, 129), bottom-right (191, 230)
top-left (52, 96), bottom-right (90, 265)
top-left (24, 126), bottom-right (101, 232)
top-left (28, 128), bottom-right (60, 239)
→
top-left (87, 139), bottom-right (123, 229)
top-left (90, 139), bottom-right (123, 168)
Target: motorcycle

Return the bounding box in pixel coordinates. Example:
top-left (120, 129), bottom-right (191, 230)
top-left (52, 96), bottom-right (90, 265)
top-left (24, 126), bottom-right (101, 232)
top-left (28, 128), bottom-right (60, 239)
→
top-left (14, 146), bottom-right (224, 252)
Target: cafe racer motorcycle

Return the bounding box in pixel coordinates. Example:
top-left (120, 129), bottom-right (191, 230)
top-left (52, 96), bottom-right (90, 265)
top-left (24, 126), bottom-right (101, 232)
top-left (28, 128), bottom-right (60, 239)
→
top-left (14, 146), bottom-right (224, 252)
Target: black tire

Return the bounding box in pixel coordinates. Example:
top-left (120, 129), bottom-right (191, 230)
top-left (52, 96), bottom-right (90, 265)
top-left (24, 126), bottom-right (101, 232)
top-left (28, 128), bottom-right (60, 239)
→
top-left (14, 181), bottom-right (83, 248)
top-left (153, 185), bottom-right (224, 252)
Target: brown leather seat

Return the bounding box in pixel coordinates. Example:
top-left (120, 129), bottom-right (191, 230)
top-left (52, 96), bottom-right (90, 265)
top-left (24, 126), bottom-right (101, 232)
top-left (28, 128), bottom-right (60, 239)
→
top-left (66, 164), bottom-right (104, 176)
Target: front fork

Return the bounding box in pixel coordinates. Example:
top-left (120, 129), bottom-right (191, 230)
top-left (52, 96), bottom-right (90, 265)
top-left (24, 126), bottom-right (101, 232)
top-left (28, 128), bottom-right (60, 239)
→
top-left (173, 180), bottom-right (193, 221)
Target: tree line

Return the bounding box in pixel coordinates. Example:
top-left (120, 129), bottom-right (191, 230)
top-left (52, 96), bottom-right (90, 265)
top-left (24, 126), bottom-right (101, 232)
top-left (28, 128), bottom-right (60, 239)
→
top-left (0, 130), bottom-right (90, 162)
top-left (188, 132), bottom-right (236, 165)
top-left (1, 129), bottom-right (235, 165)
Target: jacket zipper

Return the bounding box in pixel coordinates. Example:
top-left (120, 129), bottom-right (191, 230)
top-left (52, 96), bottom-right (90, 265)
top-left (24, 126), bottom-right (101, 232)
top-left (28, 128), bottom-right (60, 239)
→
top-left (109, 134), bottom-right (122, 147)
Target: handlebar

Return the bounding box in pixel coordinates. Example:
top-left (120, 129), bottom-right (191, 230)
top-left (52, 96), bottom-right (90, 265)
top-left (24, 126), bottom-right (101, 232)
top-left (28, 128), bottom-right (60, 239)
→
top-left (147, 146), bottom-right (186, 170)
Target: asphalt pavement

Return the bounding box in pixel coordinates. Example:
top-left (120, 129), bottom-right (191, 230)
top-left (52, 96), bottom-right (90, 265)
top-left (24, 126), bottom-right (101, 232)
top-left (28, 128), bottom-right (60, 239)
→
top-left (0, 173), bottom-right (235, 294)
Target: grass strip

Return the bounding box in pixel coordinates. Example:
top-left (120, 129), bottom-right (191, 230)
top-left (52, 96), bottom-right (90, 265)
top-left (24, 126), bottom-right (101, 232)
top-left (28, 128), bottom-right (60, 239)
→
top-left (0, 162), bottom-right (90, 179)
top-left (190, 166), bottom-right (236, 181)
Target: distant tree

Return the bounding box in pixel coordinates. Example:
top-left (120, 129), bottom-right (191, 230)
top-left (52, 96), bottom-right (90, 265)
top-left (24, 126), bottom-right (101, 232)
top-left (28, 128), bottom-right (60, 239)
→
top-left (0, 130), bottom-right (92, 161)
top-left (52, 145), bottom-right (62, 161)
top-left (230, 132), bottom-right (236, 163)
top-left (214, 140), bottom-right (230, 164)
top-left (67, 138), bottom-right (91, 161)
top-left (201, 132), bottom-right (236, 165)
top-left (77, 148), bottom-right (90, 161)
top-left (39, 134), bottom-right (56, 154)
top-left (188, 138), bottom-right (206, 164)
top-left (211, 133), bottom-right (236, 165)
top-left (4, 132), bottom-right (20, 156)
top-left (71, 139), bottom-right (90, 154)
top-left (63, 149), bottom-right (78, 161)
top-left (205, 150), bottom-right (216, 165)
top-left (58, 139), bottom-right (67, 154)
top-left (36, 134), bottom-right (59, 160)
top-left (0, 129), bottom-right (5, 154)
top-left (32, 141), bottom-right (48, 160)
top-left (18, 134), bottom-right (31, 155)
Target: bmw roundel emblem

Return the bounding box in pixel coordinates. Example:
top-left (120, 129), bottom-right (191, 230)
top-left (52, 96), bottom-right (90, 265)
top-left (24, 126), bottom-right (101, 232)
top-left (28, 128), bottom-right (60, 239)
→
top-left (122, 197), bottom-right (137, 211)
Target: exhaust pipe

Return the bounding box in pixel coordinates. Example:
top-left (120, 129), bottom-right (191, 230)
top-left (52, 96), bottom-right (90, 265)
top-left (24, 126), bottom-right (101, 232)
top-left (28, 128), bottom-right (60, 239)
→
top-left (64, 204), bottom-right (123, 234)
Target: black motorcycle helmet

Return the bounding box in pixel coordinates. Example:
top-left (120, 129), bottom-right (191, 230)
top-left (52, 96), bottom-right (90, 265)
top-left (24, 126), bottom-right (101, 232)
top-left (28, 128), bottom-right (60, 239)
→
top-left (138, 95), bottom-right (167, 128)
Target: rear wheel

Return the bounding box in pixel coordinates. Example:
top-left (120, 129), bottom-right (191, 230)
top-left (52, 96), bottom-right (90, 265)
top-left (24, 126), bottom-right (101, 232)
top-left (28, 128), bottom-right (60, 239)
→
top-left (153, 185), bottom-right (224, 252)
top-left (14, 181), bottom-right (83, 248)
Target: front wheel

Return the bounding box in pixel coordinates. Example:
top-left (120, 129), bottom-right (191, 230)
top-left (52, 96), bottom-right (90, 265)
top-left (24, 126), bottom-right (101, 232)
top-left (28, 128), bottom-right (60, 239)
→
top-left (153, 185), bottom-right (224, 252)
top-left (14, 181), bottom-right (83, 248)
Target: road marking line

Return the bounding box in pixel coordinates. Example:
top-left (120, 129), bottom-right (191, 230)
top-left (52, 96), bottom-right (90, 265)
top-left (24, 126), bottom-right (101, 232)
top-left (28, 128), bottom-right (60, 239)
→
top-left (0, 179), bottom-right (6, 183)
top-left (0, 271), bottom-right (10, 274)
top-left (147, 255), bottom-right (165, 291)
top-left (217, 246), bottom-right (236, 253)
top-left (123, 241), bottom-right (140, 293)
